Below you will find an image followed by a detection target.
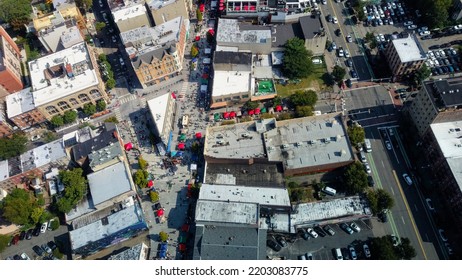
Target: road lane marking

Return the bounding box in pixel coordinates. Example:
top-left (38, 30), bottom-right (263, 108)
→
top-left (381, 160), bottom-right (385, 168)
top-left (414, 204), bottom-right (418, 212)
top-left (390, 187), bottom-right (395, 196)
top-left (401, 216), bottom-right (406, 225)
top-left (392, 170), bottom-right (428, 260)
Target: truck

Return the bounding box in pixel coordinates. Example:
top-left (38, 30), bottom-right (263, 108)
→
top-left (182, 115), bottom-right (189, 127)
top-left (364, 139), bottom-right (372, 153)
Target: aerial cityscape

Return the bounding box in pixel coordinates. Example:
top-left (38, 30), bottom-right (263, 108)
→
top-left (0, 0), bottom-right (462, 261)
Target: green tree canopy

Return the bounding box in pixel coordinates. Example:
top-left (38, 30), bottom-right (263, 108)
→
top-left (30, 207), bottom-right (44, 225)
top-left (370, 235), bottom-right (416, 260)
top-left (75, 0), bottom-right (93, 11)
top-left (133, 170), bottom-right (148, 187)
top-left (367, 189), bottom-right (395, 215)
top-left (344, 162), bottom-right (368, 194)
top-left (413, 64), bottom-right (431, 86)
top-left (282, 38), bottom-right (313, 79)
top-left (56, 168), bottom-right (88, 213)
top-left (190, 44), bottom-right (199, 57)
top-left (420, 0), bottom-right (452, 29)
top-left (0, 0), bottom-right (32, 30)
top-left (289, 90), bottom-right (318, 107)
top-left (0, 234), bottom-right (11, 253)
top-left (243, 100), bottom-right (259, 110)
top-left (63, 110), bottom-right (77, 124)
top-left (295, 105), bottom-right (314, 117)
top-left (0, 133), bottom-right (28, 160)
top-left (196, 9), bottom-right (203, 21)
top-left (149, 191), bottom-right (159, 202)
top-left (50, 219), bottom-right (60, 231)
top-left (104, 116), bottom-right (119, 123)
top-left (159, 231), bottom-right (169, 242)
top-left (332, 65), bottom-right (347, 82)
top-left (106, 78), bottom-right (116, 89)
top-left (99, 53), bottom-right (108, 62)
top-left (96, 100), bottom-right (106, 112)
top-left (396, 237), bottom-right (417, 260)
top-left (83, 103), bottom-right (97, 116)
top-left (50, 115), bottom-right (64, 128)
top-left (0, 188), bottom-right (37, 225)
top-left (95, 22), bottom-right (106, 32)
top-left (43, 131), bottom-right (58, 143)
top-left (347, 125), bottom-right (365, 146)
top-left (138, 157), bottom-right (148, 170)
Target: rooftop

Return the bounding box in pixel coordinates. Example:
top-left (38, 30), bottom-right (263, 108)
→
top-left (195, 200), bottom-right (259, 225)
top-left (38, 21), bottom-right (83, 53)
top-left (108, 242), bottom-right (149, 260)
top-left (272, 15), bottom-right (323, 48)
top-left (0, 160), bottom-right (8, 181)
top-left (199, 184), bottom-right (291, 207)
top-left (216, 18), bottom-right (272, 45)
top-left (108, 0), bottom-right (142, 11)
top-left (391, 34), bottom-right (426, 63)
top-left (148, 0), bottom-right (177, 10)
top-left (88, 140), bottom-right (124, 170)
top-left (213, 51), bottom-right (253, 66)
top-left (28, 42), bottom-right (98, 107)
top-left (424, 78), bottom-right (462, 109)
top-left (112, 3), bottom-right (147, 22)
top-left (264, 113), bottom-right (354, 170)
top-left (6, 88), bottom-right (36, 118)
top-left (72, 123), bottom-right (119, 162)
top-left (147, 93), bottom-right (172, 136)
top-left (212, 70), bottom-right (253, 97)
top-left (194, 225), bottom-right (266, 260)
top-left (69, 202), bottom-right (145, 251)
top-left (87, 161), bottom-right (134, 206)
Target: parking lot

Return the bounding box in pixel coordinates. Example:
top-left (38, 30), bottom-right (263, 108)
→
top-left (266, 219), bottom-right (375, 260)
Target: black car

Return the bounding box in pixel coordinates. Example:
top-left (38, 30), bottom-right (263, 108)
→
top-left (346, 59), bottom-right (353, 67)
top-left (335, 29), bottom-right (342, 36)
top-left (299, 229), bottom-right (310, 240)
top-left (314, 226), bottom-right (327, 237)
top-left (13, 255), bottom-right (21, 260)
top-left (26, 229), bottom-right (33, 240)
top-left (33, 226), bottom-right (41, 236)
top-left (367, 175), bottom-right (375, 187)
top-left (441, 43), bottom-right (451, 48)
top-left (378, 212), bottom-right (388, 223)
top-left (32, 245), bottom-right (44, 256)
top-left (47, 240), bottom-right (57, 251)
top-left (19, 231), bottom-right (26, 240)
top-left (345, 79), bottom-right (352, 88)
top-left (429, 45), bottom-right (441, 50)
top-left (276, 236), bottom-right (288, 247)
top-left (267, 239), bottom-right (282, 252)
top-left (350, 70), bottom-right (358, 79)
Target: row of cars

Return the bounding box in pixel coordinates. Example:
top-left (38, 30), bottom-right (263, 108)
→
top-left (10, 221), bottom-right (50, 246)
top-left (364, 1), bottom-right (415, 27)
top-left (425, 48), bottom-right (461, 76)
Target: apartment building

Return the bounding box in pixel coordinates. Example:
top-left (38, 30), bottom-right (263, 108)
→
top-left (147, 0), bottom-right (192, 25)
top-left (31, 0), bottom-right (85, 34)
top-left (385, 34), bottom-right (426, 81)
top-left (0, 27), bottom-right (23, 95)
top-left (110, 2), bottom-right (151, 33)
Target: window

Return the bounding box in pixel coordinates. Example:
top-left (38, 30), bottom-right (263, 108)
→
top-left (78, 93), bottom-right (89, 102)
top-left (57, 101), bottom-right (70, 110)
top-left (46, 106), bottom-right (59, 115)
top-left (69, 98), bottom-right (79, 106)
top-left (90, 89), bottom-right (101, 99)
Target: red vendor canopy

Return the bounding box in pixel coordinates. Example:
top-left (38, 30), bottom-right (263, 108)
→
top-left (171, 92), bottom-right (176, 99)
top-left (124, 142), bottom-right (133, 151)
top-left (219, 0), bottom-right (224, 2)
top-left (195, 35), bottom-right (200, 41)
top-left (229, 111), bottom-right (236, 118)
top-left (179, 243), bottom-right (187, 252)
top-left (219, 6), bottom-right (224, 11)
top-left (202, 73), bottom-right (209, 79)
top-left (219, 2), bottom-right (224, 7)
top-left (248, 110), bottom-right (255, 115)
top-left (195, 132), bottom-right (202, 139)
top-left (182, 224), bottom-right (190, 232)
top-left (255, 108), bottom-right (261, 114)
top-left (178, 142), bottom-right (185, 150)
top-left (199, 4), bottom-right (205, 12)
top-left (275, 105), bottom-right (283, 112)
top-left (223, 112), bottom-right (230, 119)
top-left (157, 208), bottom-right (164, 217)
top-left (208, 29), bottom-right (215, 36)
top-left (147, 180), bottom-right (154, 187)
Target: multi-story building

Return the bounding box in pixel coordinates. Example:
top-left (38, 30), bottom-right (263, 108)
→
top-left (30, 0), bottom-right (85, 35)
top-left (147, 0), bottom-right (192, 25)
top-left (0, 107), bottom-right (13, 138)
top-left (121, 16), bottom-right (189, 87)
top-left (147, 92), bottom-right (175, 146)
top-left (0, 26), bottom-right (23, 95)
top-left (385, 34), bottom-right (426, 81)
top-left (407, 77), bottom-right (462, 136)
top-left (110, 2), bottom-right (151, 33)
top-left (38, 23), bottom-right (84, 53)
top-left (5, 88), bottom-right (46, 129)
top-left (421, 120), bottom-right (462, 242)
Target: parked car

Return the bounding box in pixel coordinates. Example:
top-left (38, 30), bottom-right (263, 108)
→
top-left (390, 235), bottom-right (400, 246)
top-left (299, 229), bottom-right (310, 240)
top-left (346, 58), bottom-right (353, 67)
top-left (267, 239), bottom-right (282, 251)
top-left (40, 222), bottom-right (47, 233)
top-left (19, 231), bottom-right (26, 240)
top-left (307, 228), bottom-right (319, 238)
top-left (276, 236), bottom-right (288, 247)
top-left (32, 245), bottom-right (44, 257)
top-left (363, 244), bottom-right (371, 258)
top-left (26, 229), bottom-right (33, 240)
top-left (438, 229), bottom-right (448, 242)
top-left (12, 234), bottom-right (20, 245)
top-left (346, 35), bottom-right (353, 43)
top-left (20, 253), bottom-right (31, 260)
top-left (47, 241), bottom-right (57, 251)
top-left (385, 140), bottom-right (392, 150)
top-left (314, 226), bottom-right (327, 237)
top-left (348, 245), bottom-right (358, 260)
top-left (350, 69), bottom-right (358, 78)
top-left (323, 225), bottom-right (335, 236)
top-left (402, 173), bottom-right (413, 185)
top-left (364, 163), bottom-right (372, 174)
top-left (340, 223), bottom-right (354, 234)
top-left (350, 222), bottom-right (361, 232)
top-left (33, 226), bottom-right (41, 236)
top-left (345, 78), bottom-right (352, 88)
top-left (367, 175), bottom-right (375, 187)
top-left (426, 198), bottom-right (435, 211)
top-left (41, 243), bottom-right (52, 254)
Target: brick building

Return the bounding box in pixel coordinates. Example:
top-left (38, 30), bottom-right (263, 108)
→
top-left (385, 34), bottom-right (426, 81)
top-left (0, 26), bottom-right (23, 95)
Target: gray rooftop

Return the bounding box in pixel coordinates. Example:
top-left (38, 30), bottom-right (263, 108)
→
top-left (424, 78), bottom-right (462, 108)
top-left (264, 113), bottom-right (354, 170)
top-left (195, 200), bottom-right (259, 225)
top-left (5, 88), bottom-right (36, 118)
top-left (199, 184), bottom-right (291, 207)
top-left (272, 15), bottom-right (323, 48)
top-left (213, 51), bottom-right (253, 66)
top-left (216, 18), bottom-right (272, 45)
top-left (88, 141), bottom-right (124, 170)
top-left (193, 225), bottom-right (267, 260)
top-left (108, 242), bottom-right (149, 260)
top-left (72, 123), bottom-right (119, 162)
top-left (87, 161), bottom-right (134, 206)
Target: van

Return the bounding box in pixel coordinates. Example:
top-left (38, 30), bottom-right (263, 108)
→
top-left (335, 248), bottom-right (343, 260)
top-left (360, 151), bottom-right (366, 163)
top-left (312, 58), bottom-right (322, 64)
top-left (322, 186), bottom-right (337, 196)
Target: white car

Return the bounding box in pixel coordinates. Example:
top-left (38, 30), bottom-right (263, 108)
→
top-left (385, 140), bottom-right (392, 150)
top-left (402, 173), bottom-right (413, 185)
top-left (363, 244), bottom-right (371, 258)
top-left (364, 163), bottom-right (371, 174)
top-left (350, 222), bottom-right (361, 233)
top-left (404, 21), bottom-right (414, 26)
top-left (346, 35), bottom-right (353, 43)
top-left (322, 0), bottom-right (327, 4)
top-left (425, 198), bottom-right (435, 211)
top-left (40, 222), bottom-right (47, 233)
top-left (438, 229), bottom-right (448, 242)
top-left (332, 42), bottom-right (337, 50)
top-left (333, 17), bottom-right (338, 24)
top-left (419, 31), bottom-right (430, 36)
top-left (344, 49), bottom-right (350, 58)
top-left (307, 228), bottom-right (319, 238)
top-left (338, 48), bottom-right (344, 57)
top-left (407, 25), bottom-right (417, 30)
top-left (379, 34), bottom-right (385, 42)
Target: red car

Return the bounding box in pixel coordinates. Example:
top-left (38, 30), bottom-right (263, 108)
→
top-left (12, 234), bottom-right (20, 245)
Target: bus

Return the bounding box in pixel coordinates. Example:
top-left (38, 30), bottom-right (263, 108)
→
top-left (364, 139), bottom-right (372, 153)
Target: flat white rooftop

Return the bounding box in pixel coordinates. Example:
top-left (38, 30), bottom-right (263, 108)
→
top-left (392, 35), bottom-right (426, 63)
top-left (195, 200), bottom-right (259, 225)
top-left (199, 184), bottom-right (291, 207)
top-left (28, 42), bottom-right (98, 107)
top-left (148, 0), bottom-right (176, 10)
top-left (112, 3), bottom-right (147, 22)
top-left (6, 88), bottom-right (36, 118)
top-left (216, 18), bottom-right (271, 45)
top-left (212, 70), bottom-right (252, 97)
top-left (147, 93), bottom-right (171, 137)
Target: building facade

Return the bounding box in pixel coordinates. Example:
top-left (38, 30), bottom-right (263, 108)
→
top-left (407, 78), bottom-right (462, 136)
top-left (6, 88), bottom-right (47, 129)
top-left (0, 27), bottom-right (23, 95)
top-left (147, 92), bottom-right (175, 146)
top-left (148, 0), bottom-right (191, 25)
top-left (452, 0), bottom-right (462, 20)
top-left (112, 3), bottom-right (151, 33)
top-left (0, 110), bottom-right (13, 138)
top-left (385, 34), bottom-right (426, 81)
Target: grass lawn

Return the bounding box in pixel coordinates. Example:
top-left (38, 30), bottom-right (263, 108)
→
top-left (275, 63), bottom-right (330, 98)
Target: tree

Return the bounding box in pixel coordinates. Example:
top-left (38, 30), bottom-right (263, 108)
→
top-left (0, 234), bottom-right (11, 253)
top-left (149, 191), bottom-right (159, 202)
top-left (95, 22), bottom-right (106, 32)
top-left (0, 0), bottom-right (32, 30)
top-left (56, 169), bottom-right (88, 213)
top-left (0, 133), bottom-right (28, 160)
top-left (99, 53), bottom-right (108, 62)
top-left (50, 219), bottom-right (60, 231)
top-left (30, 207), bottom-right (44, 225)
top-left (413, 64), bottom-right (431, 85)
top-left (106, 78), bottom-right (116, 89)
top-left (159, 231), bottom-right (169, 242)
top-left (295, 105), bottom-right (314, 117)
top-left (364, 32), bottom-right (375, 43)
top-left (138, 157), bottom-right (148, 170)
top-left (332, 65), bottom-right (347, 82)
top-left (75, 0), bottom-right (93, 11)
top-left (133, 170), bottom-right (148, 187)
top-left (63, 110), bottom-right (77, 124)
top-left (0, 188), bottom-right (37, 225)
top-left (190, 44), bottom-right (199, 57)
top-left (396, 237), bottom-right (416, 260)
top-left (50, 115), bottom-right (64, 128)
top-left (43, 131), bottom-right (58, 143)
top-left (370, 235), bottom-right (398, 260)
top-left (367, 189), bottom-right (395, 215)
top-left (343, 162), bottom-right (368, 194)
top-left (277, 112), bottom-right (293, 120)
top-left (83, 103), bottom-right (97, 116)
top-left (243, 100), bottom-right (259, 110)
top-left (96, 100), bottom-right (106, 112)
top-left (282, 38), bottom-right (313, 79)
top-left (196, 9), bottom-right (203, 21)
top-left (420, 0), bottom-right (452, 29)
top-left (289, 90), bottom-right (318, 107)
top-left (104, 116), bottom-right (119, 123)
top-left (347, 125), bottom-right (365, 146)
top-left (322, 73), bottom-right (335, 86)
top-left (260, 113), bottom-right (274, 119)
top-left (273, 96), bottom-right (282, 106)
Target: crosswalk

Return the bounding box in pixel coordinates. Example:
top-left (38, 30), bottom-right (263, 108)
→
top-left (119, 94), bottom-right (137, 104)
top-left (178, 81), bottom-right (188, 99)
top-left (114, 107), bottom-right (123, 121)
